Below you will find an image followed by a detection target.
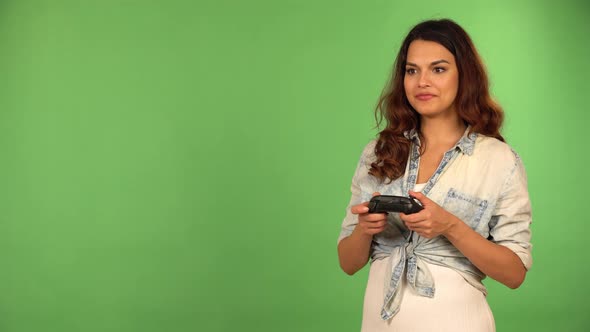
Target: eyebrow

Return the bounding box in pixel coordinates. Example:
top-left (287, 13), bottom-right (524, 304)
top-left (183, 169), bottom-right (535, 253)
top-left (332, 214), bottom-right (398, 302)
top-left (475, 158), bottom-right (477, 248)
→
top-left (406, 60), bottom-right (451, 67)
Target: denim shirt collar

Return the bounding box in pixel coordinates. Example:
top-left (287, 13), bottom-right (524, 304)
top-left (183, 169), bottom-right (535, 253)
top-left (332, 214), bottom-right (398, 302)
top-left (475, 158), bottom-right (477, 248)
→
top-left (403, 125), bottom-right (477, 156)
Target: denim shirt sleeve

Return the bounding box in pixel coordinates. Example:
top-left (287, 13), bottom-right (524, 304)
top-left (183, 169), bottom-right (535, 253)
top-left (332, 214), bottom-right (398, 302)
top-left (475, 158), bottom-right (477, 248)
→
top-left (488, 151), bottom-right (533, 270)
top-left (338, 141), bottom-right (376, 244)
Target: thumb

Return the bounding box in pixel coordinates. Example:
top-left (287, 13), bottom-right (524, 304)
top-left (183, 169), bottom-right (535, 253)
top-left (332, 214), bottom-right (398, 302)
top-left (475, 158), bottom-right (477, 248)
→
top-left (372, 192), bottom-right (381, 197)
top-left (408, 190), bottom-right (429, 204)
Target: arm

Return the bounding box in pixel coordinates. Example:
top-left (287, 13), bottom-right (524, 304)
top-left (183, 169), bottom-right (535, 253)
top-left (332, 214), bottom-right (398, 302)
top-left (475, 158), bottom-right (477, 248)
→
top-left (403, 156), bottom-right (532, 289)
top-left (337, 141), bottom-right (387, 275)
top-left (444, 215), bottom-right (526, 288)
top-left (337, 199), bottom-right (387, 275)
top-left (402, 196), bottom-right (527, 288)
top-left (337, 225), bottom-right (373, 275)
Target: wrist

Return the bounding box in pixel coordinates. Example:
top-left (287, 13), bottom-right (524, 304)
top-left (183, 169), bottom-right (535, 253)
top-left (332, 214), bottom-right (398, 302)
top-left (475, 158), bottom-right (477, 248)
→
top-left (443, 213), bottom-right (469, 242)
top-left (352, 225), bottom-right (374, 243)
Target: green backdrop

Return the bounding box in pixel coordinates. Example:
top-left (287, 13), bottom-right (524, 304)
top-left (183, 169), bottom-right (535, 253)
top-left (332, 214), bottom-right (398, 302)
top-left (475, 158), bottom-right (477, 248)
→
top-left (0, 0), bottom-right (588, 331)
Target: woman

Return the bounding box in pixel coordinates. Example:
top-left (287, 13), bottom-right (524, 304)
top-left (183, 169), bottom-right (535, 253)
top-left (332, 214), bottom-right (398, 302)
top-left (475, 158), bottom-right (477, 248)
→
top-left (337, 19), bottom-right (532, 331)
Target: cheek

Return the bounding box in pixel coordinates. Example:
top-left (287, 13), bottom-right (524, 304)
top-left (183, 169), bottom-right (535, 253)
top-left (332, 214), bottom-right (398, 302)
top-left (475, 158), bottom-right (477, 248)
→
top-left (403, 77), bottom-right (413, 97)
top-left (442, 76), bottom-right (459, 99)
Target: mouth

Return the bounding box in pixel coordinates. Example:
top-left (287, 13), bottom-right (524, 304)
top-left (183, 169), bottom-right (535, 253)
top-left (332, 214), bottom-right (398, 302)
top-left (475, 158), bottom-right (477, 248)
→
top-left (416, 94), bottom-right (435, 101)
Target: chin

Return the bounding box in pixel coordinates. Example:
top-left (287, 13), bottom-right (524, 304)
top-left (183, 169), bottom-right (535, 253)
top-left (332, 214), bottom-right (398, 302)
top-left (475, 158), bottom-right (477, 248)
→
top-left (413, 107), bottom-right (441, 116)
top-left (411, 104), bottom-right (452, 117)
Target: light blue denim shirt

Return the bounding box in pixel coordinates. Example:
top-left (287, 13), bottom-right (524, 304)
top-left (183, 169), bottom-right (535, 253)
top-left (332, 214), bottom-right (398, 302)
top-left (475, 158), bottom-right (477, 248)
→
top-left (338, 127), bottom-right (533, 320)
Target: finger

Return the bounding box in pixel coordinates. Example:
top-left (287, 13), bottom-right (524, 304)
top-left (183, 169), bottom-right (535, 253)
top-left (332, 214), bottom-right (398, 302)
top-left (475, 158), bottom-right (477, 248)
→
top-left (372, 192), bottom-right (381, 197)
top-left (408, 190), bottom-right (428, 202)
top-left (351, 203), bottom-right (369, 214)
top-left (367, 220), bottom-right (387, 229)
top-left (405, 221), bottom-right (426, 230)
top-left (409, 191), bottom-right (436, 209)
top-left (366, 220), bottom-right (387, 229)
top-left (366, 227), bottom-right (387, 235)
top-left (405, 224), bottom-right (428, 234)
top-left (363, 213), bottom-right (387, 222)
top-left (399, 211), bottom-right (425, 223)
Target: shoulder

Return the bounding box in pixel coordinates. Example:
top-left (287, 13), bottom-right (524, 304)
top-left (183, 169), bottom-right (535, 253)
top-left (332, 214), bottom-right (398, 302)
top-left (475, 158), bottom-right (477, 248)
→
top-left (473, 134), bottom-right (525, 173)
top-left (362, 139), bottom-right (377, 155)
top-left (350, 140), bottom-right (382, 192)
top-left (357, 139), bottom-right (378, 166)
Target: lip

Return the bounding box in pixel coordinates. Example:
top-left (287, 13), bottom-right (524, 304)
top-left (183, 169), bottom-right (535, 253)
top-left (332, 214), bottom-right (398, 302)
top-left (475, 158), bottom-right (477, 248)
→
top-left (416, 94), bottom-right (435, 101)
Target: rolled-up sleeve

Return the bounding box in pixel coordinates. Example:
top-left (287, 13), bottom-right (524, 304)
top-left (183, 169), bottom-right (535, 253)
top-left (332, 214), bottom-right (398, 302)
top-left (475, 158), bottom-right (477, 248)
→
top-left (488, 153), bottom-right (533, 270)
top-left (337, 142), bottom-right (375, 244)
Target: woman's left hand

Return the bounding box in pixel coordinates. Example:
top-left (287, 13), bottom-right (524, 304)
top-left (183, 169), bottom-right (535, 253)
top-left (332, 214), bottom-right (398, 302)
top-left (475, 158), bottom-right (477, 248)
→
top-left (399, 190), bottom-right (459, 239)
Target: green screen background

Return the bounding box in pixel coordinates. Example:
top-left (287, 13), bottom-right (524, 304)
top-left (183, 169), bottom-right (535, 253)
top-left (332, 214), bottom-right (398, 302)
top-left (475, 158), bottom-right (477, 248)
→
top-left (0, 0), bottom-right (587, 331)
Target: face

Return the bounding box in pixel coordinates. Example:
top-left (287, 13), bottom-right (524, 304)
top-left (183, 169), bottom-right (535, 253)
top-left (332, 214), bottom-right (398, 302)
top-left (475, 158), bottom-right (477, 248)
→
top-left (403, 40), bottom-right (459, 118)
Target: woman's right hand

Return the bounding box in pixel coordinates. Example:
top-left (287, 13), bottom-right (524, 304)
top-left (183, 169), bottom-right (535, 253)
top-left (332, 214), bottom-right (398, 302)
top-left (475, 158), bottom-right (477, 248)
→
top-left (351, 192), bottom-right (388, 236)
top-left (338, 192), bottom-right (386, 275)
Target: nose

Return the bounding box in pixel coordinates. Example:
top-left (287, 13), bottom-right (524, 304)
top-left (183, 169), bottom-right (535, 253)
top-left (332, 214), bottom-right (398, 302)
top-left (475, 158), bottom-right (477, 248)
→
top-left (418, 72), bottom-right (431, 88)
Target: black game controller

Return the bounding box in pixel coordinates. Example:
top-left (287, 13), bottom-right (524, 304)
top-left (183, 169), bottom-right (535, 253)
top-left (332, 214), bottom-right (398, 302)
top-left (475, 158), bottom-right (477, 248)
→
top-left (367, 195), bottom-right (424, 214)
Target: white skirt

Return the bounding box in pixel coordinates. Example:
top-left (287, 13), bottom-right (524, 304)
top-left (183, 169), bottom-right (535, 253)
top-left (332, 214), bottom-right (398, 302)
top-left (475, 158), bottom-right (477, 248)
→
top-left (361, 258), bottom-right (495, 332)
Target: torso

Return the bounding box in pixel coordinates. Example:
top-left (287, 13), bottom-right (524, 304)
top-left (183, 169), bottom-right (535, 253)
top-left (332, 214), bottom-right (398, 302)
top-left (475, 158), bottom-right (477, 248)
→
top-left (361, 258), bottom-right (496, 332)
top-left (417, 146), bottom-right (449, 183)
top-left (417, 125), bottom-right (467, 183)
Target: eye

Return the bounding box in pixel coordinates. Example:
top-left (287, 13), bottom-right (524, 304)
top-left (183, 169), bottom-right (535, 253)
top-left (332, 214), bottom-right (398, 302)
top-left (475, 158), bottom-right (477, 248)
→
top-left (405, 68), bottom-right (417, 75)
top-left (433, 67), bottom-right (446, 73)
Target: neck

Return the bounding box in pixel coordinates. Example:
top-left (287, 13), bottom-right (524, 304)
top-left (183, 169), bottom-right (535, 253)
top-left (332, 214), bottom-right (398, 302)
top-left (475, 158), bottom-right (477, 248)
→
top-left (420, 115), bottom-right (466, 147)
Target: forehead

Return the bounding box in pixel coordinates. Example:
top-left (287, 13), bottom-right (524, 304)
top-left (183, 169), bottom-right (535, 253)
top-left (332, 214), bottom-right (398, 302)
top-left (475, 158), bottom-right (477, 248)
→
top-left (406, 40), bottom-right (455, 64)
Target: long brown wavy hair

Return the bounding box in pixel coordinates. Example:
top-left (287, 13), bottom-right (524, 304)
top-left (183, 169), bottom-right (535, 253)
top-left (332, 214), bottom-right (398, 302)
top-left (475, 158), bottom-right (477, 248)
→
top-left (370, 19), bottom-right (505, 183)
